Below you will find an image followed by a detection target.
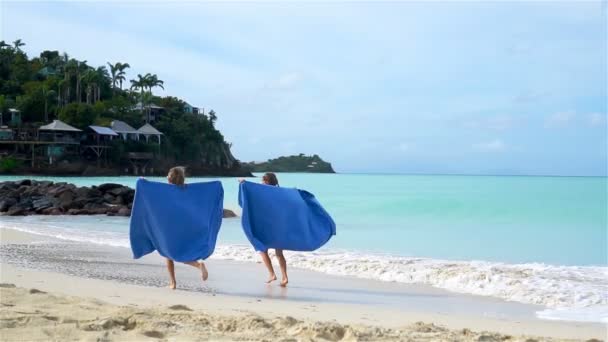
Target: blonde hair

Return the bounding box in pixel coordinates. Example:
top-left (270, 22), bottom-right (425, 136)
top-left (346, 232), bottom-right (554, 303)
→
top-left (167, 166), bottom-right (186, 185)
top-left (262, 172), bottom-right (279, 186)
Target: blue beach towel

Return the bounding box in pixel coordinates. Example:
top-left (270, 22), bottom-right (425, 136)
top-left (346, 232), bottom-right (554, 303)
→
top-left (238, 181), bottom-right (336, 252)
top-left (129, 179), bottom-right (224, 262)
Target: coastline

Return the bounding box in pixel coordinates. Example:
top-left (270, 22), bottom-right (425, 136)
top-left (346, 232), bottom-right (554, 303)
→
top-left (0, 228), bottom-right (605, 341)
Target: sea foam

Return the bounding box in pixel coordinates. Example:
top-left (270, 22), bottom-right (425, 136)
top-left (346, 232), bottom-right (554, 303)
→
top-left (2, 220), bottom-right (606, 323)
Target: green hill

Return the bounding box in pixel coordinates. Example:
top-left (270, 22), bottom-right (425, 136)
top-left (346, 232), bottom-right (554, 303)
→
top-left (0, 39), bottom-right (249, 176)
top-left (246, 154), bottom-right (335, 173)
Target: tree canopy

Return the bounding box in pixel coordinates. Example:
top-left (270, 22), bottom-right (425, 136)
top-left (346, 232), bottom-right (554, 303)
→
top-left (0, 39), bottom-right (241, 171)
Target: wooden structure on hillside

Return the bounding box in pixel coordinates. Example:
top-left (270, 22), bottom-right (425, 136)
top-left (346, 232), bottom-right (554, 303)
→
top-left (127, 152), bottom-right (154, 175)
top-left (111, 120), bottom-right (139, 141)
top-left (82, 126), bottom-right (118, 165)
top-left (137, 123), bottom-right (163, 144)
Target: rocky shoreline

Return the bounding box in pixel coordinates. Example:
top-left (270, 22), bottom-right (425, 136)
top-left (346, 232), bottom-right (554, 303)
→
top-left (0, 180), bottom-right (237, 218)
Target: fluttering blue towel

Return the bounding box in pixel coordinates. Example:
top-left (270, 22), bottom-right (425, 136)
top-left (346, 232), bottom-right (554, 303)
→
top-left (238, 181), bottom-right (336, 252)
top-left (129, 179), bottom-right (224, 262)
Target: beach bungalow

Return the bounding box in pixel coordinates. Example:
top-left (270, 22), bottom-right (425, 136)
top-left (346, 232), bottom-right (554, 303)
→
top-left (38, 120), bottom-right (82, 143)
top-left (82, 126), bottom-right (119, 163)
top-left (111, 120), bottom-right (139, 141)
top-left (0, 126), bottom-right (13, 141)
top-left (2, 108), bottom-right (22, 126)
top-left (137, 123), bottom-right (163, 144)
top-left (184, 102), bottom-right (201, 115)
top-left (86, 126), bottom-right (118, 144)
top-left (38, 66), bottom-right (58, 78)
top-left (38, 120), bottom-right (82, 165)
top-left (134, 102), bottom-right (165, 123)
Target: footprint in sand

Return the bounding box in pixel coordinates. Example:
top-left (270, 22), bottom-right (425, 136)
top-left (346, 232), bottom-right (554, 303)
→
top-left (29, 289), bottom-right (46, 294)
top-left (142, 330), bottom-right (165, 339)
top-left (168, 304), bottom-right (192, 311)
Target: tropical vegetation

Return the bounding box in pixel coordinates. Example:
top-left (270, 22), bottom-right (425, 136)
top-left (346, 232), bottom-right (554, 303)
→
top-left (0, 39), bottom-right (243, 174)
top-left (245, 154), bottom-right (335, 173)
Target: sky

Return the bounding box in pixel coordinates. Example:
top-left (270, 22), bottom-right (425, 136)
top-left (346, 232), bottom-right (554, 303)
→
top-left (1, 1), bottom-right (606, 176)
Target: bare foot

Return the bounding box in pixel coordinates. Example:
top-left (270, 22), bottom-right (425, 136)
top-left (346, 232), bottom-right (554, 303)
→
top-left (266, 274), bottom-right (277, 283)
top-left (280, 278), bottom-right (289, 287)
top-left (199, 262), bottom-right (209, 281)
top-left (169, 281), bottom-right (176, 290)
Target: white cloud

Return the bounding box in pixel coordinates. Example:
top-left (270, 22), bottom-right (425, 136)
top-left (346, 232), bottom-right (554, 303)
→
top-left (397, 142), bottom-right (411, 152)
top-left (248, 137), bottom-right (261, 145)
top-left (546, 111), bottom-right (576, 127)
top-left (473, 139), bottom-right (506, 152)
top-left (512, 91), bottom-right (548, 104)
top-left (462, 114), bottom-right (516, 131)
top-left (265, 72), bottom-right (303, 91)
top-left (589, 113), bottom-right (607, 126)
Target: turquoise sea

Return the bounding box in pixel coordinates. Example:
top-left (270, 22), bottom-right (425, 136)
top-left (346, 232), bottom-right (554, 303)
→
top-left (1, 173), bottom-right (605, 265)
top-left (1, 173), bottom-right (607, 322)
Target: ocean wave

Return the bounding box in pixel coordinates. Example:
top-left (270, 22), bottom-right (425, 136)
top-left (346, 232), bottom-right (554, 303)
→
top-left (2, 222), bottom-right (606, 322)
top-left (211, 245), bottom-right (608, 315)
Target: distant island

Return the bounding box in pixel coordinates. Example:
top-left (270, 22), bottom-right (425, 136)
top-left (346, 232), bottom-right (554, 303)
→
top-left (245, 154), bottom-right (335, 173)
top-left (0, 39), bottom-right (251, 177)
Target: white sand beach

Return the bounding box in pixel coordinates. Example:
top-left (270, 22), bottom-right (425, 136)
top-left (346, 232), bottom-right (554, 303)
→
top-left (0, 228), bottom-right (605, 341)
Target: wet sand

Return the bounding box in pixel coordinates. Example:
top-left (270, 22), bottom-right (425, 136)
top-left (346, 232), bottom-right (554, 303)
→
top-left (0, 228), bottom-right (605, 341)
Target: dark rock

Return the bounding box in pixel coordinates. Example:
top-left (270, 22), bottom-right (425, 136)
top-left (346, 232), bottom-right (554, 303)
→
top-left (0, 182), bottom-right (18, 191)
top-left (6, 207), bottom-right (25, 216)
top-left (117, 207), bottom-right (131, 216)
top-left (98, 183), bottom-right (123, 192)
top-left (89, 208), bottom-right (109, 215)
top-left (0, 198), bottom-right (17, 212)
top-left (112, 195), bottom-right (125, 205)
top-left (58, 191), bottom-right (75, 209)
top-left (109, 187), bottom-right (131, 197)
top-left (48, 184), bottom-right (75, 197)
top-left (67, 208), bottom-right (90, 215)
top-left (75, 187), bottom-right (103, 199)
top-left (15, 199), bottom-right (33, 210)
top-left (0, 181), bottom-right (137, 217)
top-left (16, 186), bottom-right (28, 195)
top-left (107, 205), bottom-right (121, 214)
top-left (103, 193), bottom-right (115, 203)
top-left (37, 181), bottom-right (54, 188)
top-left (32, 198), bottom-right (53, 210)
top-left (83, 202), bottom-right (106, 210)
top-left (223, 209), bottom-right (238, 218)
top-left (41, 207), bottom-right (62, 215)
top-left (70, 197), bottom-right (90, 209)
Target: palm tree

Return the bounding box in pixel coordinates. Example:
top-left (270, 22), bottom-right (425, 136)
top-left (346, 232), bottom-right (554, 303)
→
top-left (0, 41), bottom-right (10, 49)
top-left (107, 62), bottom-right (119, 92)
top-left (209, 110), bottom-right (217, 125)
top-left (41, 85), bottom-right (56, 122)
top-left (116, 62), bottom-right (130, 90)
top-left (75, 60), bottom-right (88, 103)
top-left (141, 91), bottom-right (154, 123)
top-left (12, 39), bottom-right (25, 52)
top-left (107, 62), bottom-right (130, 94)
top-left (63, 58), bottom-right (78, 104)
top-left (95, 66), bottom-right (109, 102)
top-left (56, 79), bottom-right (65, 110)
top-left (147, 74), bottom-right (164, 93)
top-left (81, 69), bottom-right (96, 104)
top-left (130, 74), bottom-right (147, 121)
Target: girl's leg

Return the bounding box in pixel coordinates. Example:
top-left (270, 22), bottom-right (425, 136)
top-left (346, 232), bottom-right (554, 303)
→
top-left (275, 249), bottom-right (288, 287)
top-left (260, 251), bottom-right (277, 283)
top-left (184, 261), bottom-right (209, 281)
top-left (166, 258), bottom-right (176, 289)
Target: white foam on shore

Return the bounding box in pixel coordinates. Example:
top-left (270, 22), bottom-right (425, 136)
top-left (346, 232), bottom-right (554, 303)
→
top-left (2, 221), bottom-right (607, 323)
top-left (210, 245), bottom-right (608, 323)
